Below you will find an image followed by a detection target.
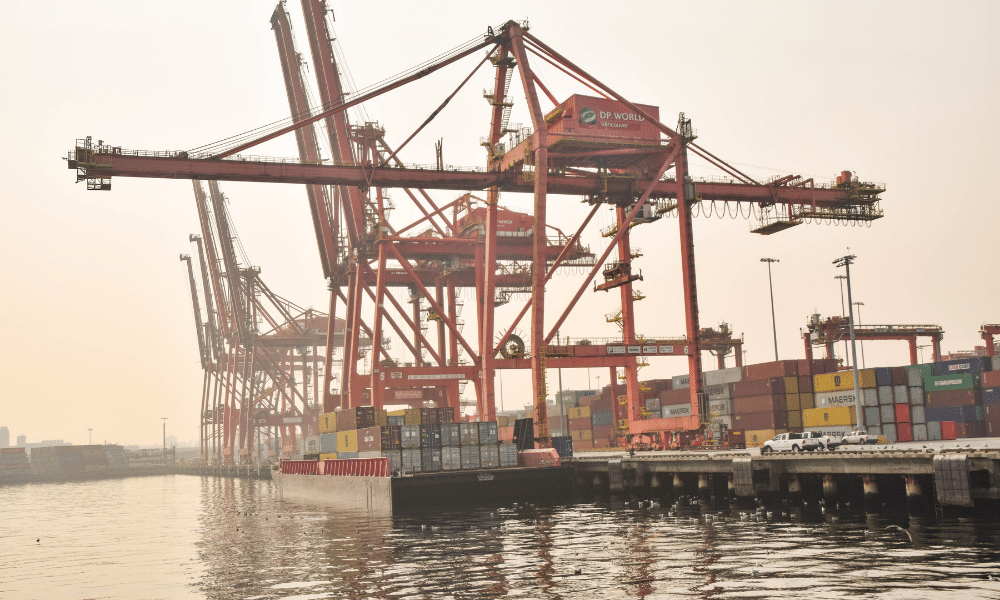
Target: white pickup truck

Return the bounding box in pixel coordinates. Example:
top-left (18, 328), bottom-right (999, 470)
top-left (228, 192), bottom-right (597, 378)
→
top-left (799, 430), bottom-right (842, 451)
top-left (760, 432), bottom-right (820, 453)
top-left (840, 430), bottom-right (878, 445)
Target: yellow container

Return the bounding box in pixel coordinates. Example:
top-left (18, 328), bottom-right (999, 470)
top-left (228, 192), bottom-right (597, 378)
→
top-left (570, 429), bottom-right (593, 441)
top-left (783, 377), bottom-right (799, 394)
top-left (799, 392), bottom-right (815, 410)
top-left (813, 369), bottom-right (876, 393)
top-left (376, 410), bottom-right (388, 427)
top-left (745, 428), bottom-right (786, 447)
top-left (404, 409), bottom-right (422, 425)
top-left (387, 409), bottom-right (407, 417)
top-left (802, 406), bottom-right (856, 428)
top-left (497, 415), bottom-right (511, 427)
top-left (567, 406), bottom-right (591, 419)
top-left (319, 453), bottom-right (338, 461)
top-left (787, 410), bottom-right (802, 429)
top-left (337, 430), bottom-right (359, 453)
top-left (785, 393), bottom-right (800, 411)
top-left (319, 413), bottom-right (336, 434)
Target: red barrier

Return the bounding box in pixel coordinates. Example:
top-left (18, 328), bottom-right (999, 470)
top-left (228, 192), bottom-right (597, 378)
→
top-left (280, 460), bottom-right (319, 475)
top-left (319, 457), bottom-right (389, 477)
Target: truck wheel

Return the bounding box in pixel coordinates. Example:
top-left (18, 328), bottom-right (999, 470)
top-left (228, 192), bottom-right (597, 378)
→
top-left (761, 446), bottom-right (771, 454)
top-left (818, 443), bottom-right (826, 451)
top-left (792, 444), bottom-right (800, 452)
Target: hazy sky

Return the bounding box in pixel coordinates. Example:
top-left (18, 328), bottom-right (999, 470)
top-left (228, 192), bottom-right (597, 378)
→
top-left (2, 1), bottom-right (997, 447)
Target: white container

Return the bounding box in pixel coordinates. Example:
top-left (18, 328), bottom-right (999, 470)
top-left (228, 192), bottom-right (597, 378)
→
top-left (708, 398), bottom-right (732, 416)
top-left (927, 421), bottom-right (942, 441)
top-left (672, 374), bottom-right (690, 389)
top-left (879, 404), bottom-right (896, 424)
top-left (878, 386), bottom-right (894, 405)
top-left (913, 424), bottom-right (928, 442)
top-left (304, 436), bottom-right (320, 454)
top-left (906, 367), bottom-right (923, 387)
top-left (893, 385), bottom-right (909, 404)
top-left (815, 390), bottom-right (858, 408)
top-left (864, 388), bottom-right (878, 407)
top-left (710, 415), bottom-right (733, 428)
top-left (909, 387), bottom-right (925, 406)
top-left (704, 383), bottom-right (732, 400)
top-left (661, 403), bottom-right (693, 418)
top-left (882, 423), bottom-right (898, 443)
top-left (867, 424), bottom-right (882, 437)
top-left (704, 367), bottom-right (743, 386)
top-left (911, 404), bottom-right (926, 424)
top-left (441, 446), bottom-right (461, 471)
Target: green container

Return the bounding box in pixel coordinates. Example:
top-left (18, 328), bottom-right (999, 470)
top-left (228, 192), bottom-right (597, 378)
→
top-left (924, 373), bottom-right (980, 392)
top-left (906, 363), bottom-right (935, 386)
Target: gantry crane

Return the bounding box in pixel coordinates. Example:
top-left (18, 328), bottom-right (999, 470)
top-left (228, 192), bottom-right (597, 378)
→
top-left (981, 325), bottom-right (1000, 357)
top-left (67, 16), bottom-right (884, 447)
top-left (802, 313), bottom-right (943, 365)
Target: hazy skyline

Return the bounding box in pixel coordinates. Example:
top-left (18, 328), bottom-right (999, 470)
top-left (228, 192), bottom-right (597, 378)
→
top-left (2, 1), bottom-right (997, 446)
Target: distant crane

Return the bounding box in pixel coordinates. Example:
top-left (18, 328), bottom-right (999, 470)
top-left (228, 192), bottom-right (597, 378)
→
top-left (802, 314), bottom-right (943, 365)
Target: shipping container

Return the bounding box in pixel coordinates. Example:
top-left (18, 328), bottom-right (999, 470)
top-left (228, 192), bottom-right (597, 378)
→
top-left (893, 385), bottom-right (909, 404)
top-left (927, 421), bottom-right (942, 441)
top-left (913, 423), bottom-right (928, 441)
top-left (864, 388), bottom-right (878, 407)
top-left (874, 367), bottom-right (893, 387)
top-left (894, 403), bottom-right (911, 423)
top-left (460, 444), bottom-right (481, 470)
top-left (867, 425), bottom-right (882, 438)
top-left (304, 437), bottom-right (320, 455)
top-left (708, 399), bottom-right (732, 416)
top-left (803, 406), bottom-right (856, 428)
top-left (732, 377), bottom-right (785, 398)
top-left (402, 448), bottom-right (422, 474)
top-left (319, 453), bottom-right (338, 461)
top-left (703, 383), bottom-right (733, 401)
top-left (644, 398), bottom-right (661, 413)
top-left (459, 422), bottom-right (480, 446)
top-left (734, 411), bottom-right (787, 430)
top-left (589, 397), bottom-right (614, 413)
top-left (551, 436), bottom-right (574, 458)
top-left (926, 405), bottom-right (980, 423)
top-left (983, 371), bottom-right (1000, 388)
top-left (890, 367), bottom-right (908, 386)
top-left (787, 410), bottom-right (802, 429)
top-left (387, 415), bottom-right (405, 427)
top-left (733, 394), bottom-right (785, 414)
top-left (571, 429), bottom-right (593, 441)
top-left (337, 452), bottom-right (359, 459)
top-left (376, 410), bottom-right (388, 427)
top-left (905, 365), bottom-right (925, 387)
top-left (879, 404), bottom-right (896, 424)
top-left (744, 428), bottom-right (786, 447)
top-left (319, 413), bottom-right (336, 434)
top-left (672, 373), bottom-right (691, 389)
top-left (404, 408), bottom-right (422, 425)
top-left (878, 386), bottom-right (894, 405)
top-left (499, 443), bottom-right (518, 468)
top-left (933, 357), bottom-right (992, 376)
top-left (809, 425), bottom-right (855, 439)
top-left (320, 433), bottom-right (337, 454)
top-left (814, 369), bottom-right (876, 393)
top-left (745, 360), bottom-right (798, 380)
top-left (591, 411), bottom-right (614, 426)
top-left (592, 424), bottom-right (616, 444)
top-left (440, 423), bottom-right (460, 447)
top-left (659, 388), bottom-right (690, 406)
top-left (478, 422), bottom-right (499, 445)
top-left (569, 417), bottom-right (592, 431)
top-left (479, 444), bottom-right (500, 469)
top-left (421, 447), bottom-right (442, 472)
top-left (911, 404), bottom-right (926, 424)
top-left (786, 393), bottom-right (800, 411)
top-left (941, 421), bottom-right (958, 440)
top-left (420, 424), bottom-right (442, 448)
top-left (814, 390), bottom-right (858, 408)
top-left (882, 423), bottom-right (898, 443)
top-left (800, 393), bottom-right (815, 410)
top-left (661, 402), bottom-right (693, 418)
top-left (955, 421), bottom-right (985, 439)
top-left (567, 406), bottom-right (591, 419)
top-left (985, 387), bottom-right (1000, 404)
top-left (864, 406), bottom-right (880, 427)
top-left (926, 389), bottom-right (981, 407)
top-left (401, 424), bottom-right (422, 449)
top-left (798, 375), bottom-right (814, 394)
top-left (925, 373), bottom-right (981, 392)
top-left (710, 415), bottom-right (733, 428)
top-left (704, 367), bottom-right (743, 386)
top-left (909, 387), bottom-right (925, 406)
top-left (438, 406), bottom-right (458, 423)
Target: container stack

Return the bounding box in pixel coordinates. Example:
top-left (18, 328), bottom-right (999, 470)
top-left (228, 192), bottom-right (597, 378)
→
top-left (805, 368), bottom-right (872, 438)
top-left (0, 447), bottom-right (29, 482)
top-left (984, 367), bottom-right (1000, 436)
top-left (923, 357), bottom-right (993, 440)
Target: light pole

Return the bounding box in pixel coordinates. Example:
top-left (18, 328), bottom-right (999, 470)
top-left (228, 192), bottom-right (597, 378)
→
top-left (835, 275), bottom-right (850, 365)
top-left (853, 301), bottom-right (866, 368)
top-left (88, 428), bottom-right (93, 445)
top-left (834, 254), bottom-right (864, 430)
top-left (161, 417), bottom-right (168, 451)
top-left (917, 344), bottom-right (929, 363)
top-left (761, 258), bottom-right (780, 361)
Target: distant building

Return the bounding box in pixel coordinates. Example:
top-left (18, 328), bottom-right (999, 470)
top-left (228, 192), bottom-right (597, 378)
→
top-left (16, 434), bottom-right (26, 447)
top-left (0, 426), bottom-right (9, 448)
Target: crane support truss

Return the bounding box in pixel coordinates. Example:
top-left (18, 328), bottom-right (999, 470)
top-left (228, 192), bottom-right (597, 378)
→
top-left (68, 18), bottom-right (885, 444)
top-left (803, 315), bottom-right (943, 365)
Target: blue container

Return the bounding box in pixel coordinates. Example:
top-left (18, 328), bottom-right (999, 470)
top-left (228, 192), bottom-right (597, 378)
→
top-left (925, 405), bottom-right (979, 423)
top-left (983, 387), bottom-right (1000, 405)
top-left (420, 424), bottom-right (441, 448)
top-left (874, 367), bottom-right (893, 387)
top-left (932, 357), bottom-right (992, 376)
top-left (551, 436), bottom-right (574, 458)
top-left (591, 411), bottom-right (614, 426)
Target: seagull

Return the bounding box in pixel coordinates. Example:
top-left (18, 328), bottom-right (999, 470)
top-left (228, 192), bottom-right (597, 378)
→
top-left (36, 538), bottom-right (40, 543)
top-left (885, 524), bottom-right (914, 543)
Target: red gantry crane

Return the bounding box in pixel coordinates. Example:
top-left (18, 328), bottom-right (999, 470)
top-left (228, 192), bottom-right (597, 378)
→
top-left (67, 15), bottom-right (884, 448)
top-left (802, 313), bottom-right (943, 366)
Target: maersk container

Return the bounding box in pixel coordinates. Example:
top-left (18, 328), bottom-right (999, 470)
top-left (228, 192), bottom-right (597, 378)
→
top-left (499, 443), bottom-right (518, 468)
top-left (440, 423), bottom-right (460, 447)
top-left (913, 423), bottom-right (928, 442)
top-left (864, 407), bottom-right (881, 427)
top-left (421, 447), bottom-right (442, 472)
top-left (864, 388), bottom-right (879, 407)
top-left (709, 398), bottom-right (732, 416)
top-left (815, 390), bottom-right (858, 408)
top-left (441, 446), bottom-right (461, 471)
top-left (478, 421), bottom-right (499, 445)
top-left (704, 383), bottom-right (732, 401)
top-left (401, 425), bottom-right (422, 449)
top-left (879, 404), bottom-right (895, 424)
top-left (672, 373), bottom-right (691, 389)
top-left (911, 404), bottom-right (926, 424)
top-left (874, 367), bottom-right (893, 387)
top-left (479, 444), bottom-right (500, 469)
top-left (893, 385), bottom-right (908, 404)
top-left (402, 448), bottom-right (422, 474)
top-left (933, 357), bottom-right (992, 376)
top-left (927, 421), bottom-right (942, 441)
top-left (459, 422), bottom-right (479, 446)
top-left (460, 444), bottom-right (481, 470)
top-left (814, 369), bottom-right (876, 393)
top-left (661, 403), bottom-right (693, 418)
top-left (878, 386), bottom-right (894, 405)
top-left (909, 386), bottom-right (925, 406)
top-left (882, 423), bottom-right (898, 443)
top-left (591, 411), bottom-right (614, 426)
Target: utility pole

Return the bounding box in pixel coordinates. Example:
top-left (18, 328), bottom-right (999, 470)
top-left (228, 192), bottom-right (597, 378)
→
top-left (161, 417), bottom-right (168, 451)
top-left (835, 275), bottom-right (849, 365)
top-left (88, 428), bottom-right (93, 445)
top-left (557, 331), bottom-right (565, 436)
top-left (761, 258), bottom-right (780, 361)
top-left (834, 254), bottom-right (864, 430)
top-left (853, 301), bottom-right (866, 368)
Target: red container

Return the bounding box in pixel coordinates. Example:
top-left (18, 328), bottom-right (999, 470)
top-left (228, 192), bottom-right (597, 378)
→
top-left (592, 424), bottom-right (616, 443)
top-left (438, 406), bottom-right (457, 424)
top-left (518, 448), bottom-right (561, 468)
top-left (590, 397), bottom-right (613, 413)
top-left (659, 388), bottom-right (691, 404)
top-left (797, 375), bottom-right (814, 394)
top-left (941, 421), bottom-right (958, 440)
top-left (744, 360), bottom-right (798, 381)
top-left (732, 377), bottom-right (786, 398)
top-left (574, 440), bottom-right (594, 450)
top-left (897, 422), bottom-right (913, 442)
top-left (733, 394), bottom-right (786, 414)
top-left (734, 410), bottom-right (787, 430)
top-left (894, 404), bottom-right (911, 424)
top-left (986, 404), bottom-right (1000, 419)
top-left (568, 417), bottom-right (592, 431)
top-left (797, 359), bottom-right (812, 377)
top-left (982, 371), bottom-right (1000, 388)
top-left (578, 395), bottom-right (593, 407)
top-left (986, 417), bottom-right (1000, 437)
top-left (498, 425), bottom-right (515, 442)
top-left (546, 94), bottom-right (662, 142)
top-left (890, 367), bottom-right (908, 386)
top-left (954, 421), bottom-right (985, 439)
top-left (810, 359), bottom-right (839, 375)
top-left (926, 389), bottom-right (981, 407)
